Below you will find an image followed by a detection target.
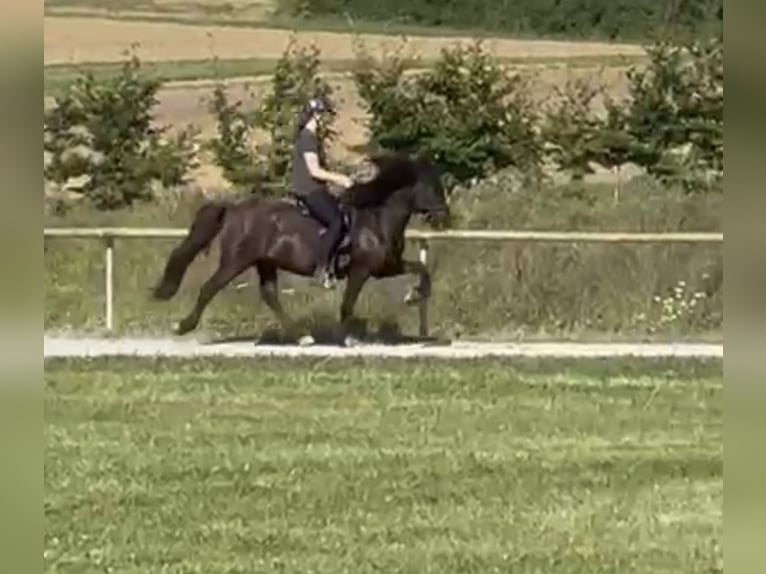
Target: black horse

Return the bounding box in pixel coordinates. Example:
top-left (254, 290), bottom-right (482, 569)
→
top-left (151, 152), bottom-right (450, 344)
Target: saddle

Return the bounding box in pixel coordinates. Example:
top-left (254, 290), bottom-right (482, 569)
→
top-left (284, 194), bottom-right (353, 277)
top-left (288, 194), bottom-right (352, 233)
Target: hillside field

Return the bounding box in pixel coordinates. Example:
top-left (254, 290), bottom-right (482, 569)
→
top-left (44, 15), bottom-right (644, 66)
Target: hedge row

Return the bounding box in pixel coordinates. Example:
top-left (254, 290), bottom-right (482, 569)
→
top-left (279, 0), bottom-right (722, 41)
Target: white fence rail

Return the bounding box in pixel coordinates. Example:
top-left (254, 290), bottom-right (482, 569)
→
top-left (43, 227), bottom-right (724, 336)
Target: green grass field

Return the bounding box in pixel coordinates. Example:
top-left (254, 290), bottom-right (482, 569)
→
top-left (45, 357), bottom-right (722, 573)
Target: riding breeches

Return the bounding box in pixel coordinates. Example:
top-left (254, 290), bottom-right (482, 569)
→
top-left (300, 187), bottom-right (344, 269)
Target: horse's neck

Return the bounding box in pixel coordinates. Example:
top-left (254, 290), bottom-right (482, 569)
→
top-left (354, 193), bottom-right (412, 241)
top-left (383, 202), bottom-right (413, 237)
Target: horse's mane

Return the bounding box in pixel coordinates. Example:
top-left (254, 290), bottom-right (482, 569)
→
top-left (342, 152), bottom-right (421, 209)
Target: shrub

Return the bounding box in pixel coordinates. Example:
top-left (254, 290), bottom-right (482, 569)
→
top-left (44, 53), bottom-right (199, 210)
top-left (539, 36), bottom-right (723, 194)
top-left (353, 41), bottom-right (542, 187)
top-left (620, 37), bottom-right (723, 192)
top-left (206, 83), bottom-right (266, 190)
top-left (207, 40), bottom-right (337, 193)
top-left (541, 77), bottom-right (606, 181)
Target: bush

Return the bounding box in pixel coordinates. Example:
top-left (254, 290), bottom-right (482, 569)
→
top-left (541, 77), bottom-right (606, 180)
top-left (44, 54), bottom-right (199, 210)
top-left (620, 37), bottom-right (723, 192)
top-left (207, 40), bottom-right (337, 193)
top-left (280, 0), bottom-right (722, 42)
top-left (538, 36), bottom-right (723, 193)
top-left (353, 36), bottom-right (723, 192)
top-left (206, 83), bottom-right (265, 190)
top-left (353, 42), bottom-right (542, 187)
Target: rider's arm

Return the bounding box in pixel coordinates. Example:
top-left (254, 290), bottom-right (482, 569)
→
top-left (303, 151), bottom-right (352, 192)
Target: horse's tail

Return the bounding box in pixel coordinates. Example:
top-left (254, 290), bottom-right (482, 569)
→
top-left (151, 201), bottom-right (228, 301)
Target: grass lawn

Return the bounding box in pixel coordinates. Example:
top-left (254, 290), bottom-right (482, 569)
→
top-left (45, 357), bottom-right (722, 573)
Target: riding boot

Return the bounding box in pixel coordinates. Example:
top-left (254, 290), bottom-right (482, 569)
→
top-left (315, 218), bottom-right (344, 289)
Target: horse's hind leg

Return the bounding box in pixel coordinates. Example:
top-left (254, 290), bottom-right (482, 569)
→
top-left (175, 249), bottom-right (251, 336)
top-left (254, 262), bottom-right (297, 341)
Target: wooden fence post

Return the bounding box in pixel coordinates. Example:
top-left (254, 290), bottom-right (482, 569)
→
top-left (418, 239), bottom-right (429, 338)
top-left (104, 236), bottom-right (114, 332)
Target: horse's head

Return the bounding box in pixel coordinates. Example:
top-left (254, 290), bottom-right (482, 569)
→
top-left (344, 152), bottom-right (450, 228)
top-left (411, 155), bottom-right (450, 229)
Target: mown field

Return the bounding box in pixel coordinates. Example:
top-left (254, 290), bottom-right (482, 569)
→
top-left (44, 356), bottom-right (723, 573)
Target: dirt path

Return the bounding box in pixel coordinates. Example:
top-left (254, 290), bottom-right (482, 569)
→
top-left (44, 16), bottom-right (645, 65)
top-left (43, 336), bottom-right (723, 359)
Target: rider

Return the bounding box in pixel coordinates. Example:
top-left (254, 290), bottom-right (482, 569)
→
top-left (291, 97), bottom-right (353, 288)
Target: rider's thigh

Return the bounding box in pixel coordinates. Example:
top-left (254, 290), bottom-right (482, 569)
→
top-left (304, 189), bottom-right (339, 224)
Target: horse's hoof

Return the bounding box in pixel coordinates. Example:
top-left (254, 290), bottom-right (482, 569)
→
top-left (174, 320), bottom-right (194, 336)
top-left (298, 335), bottom-right (316, 347)
top-left (404, 288), bottom-right (422, 305)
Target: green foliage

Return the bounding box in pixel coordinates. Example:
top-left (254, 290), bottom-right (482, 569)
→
top-left (205, 83), bottom-right (265, 190)
top-left (538, 37), bottom-right (723, 192)
top-left (281, 0), bottom-right (722, 42)
top-left (206, 40), bottom-right (337, 193)
top-left (591, 97), bottom-right (636, 175)
top-left (621, 38), bottom-right (723, 192)
top-left (353, 42), bottom-right (542, 186)
top-left (43, 54), bottom-right (198, 210)
top-left (541, 77), bottom-right (606, 180)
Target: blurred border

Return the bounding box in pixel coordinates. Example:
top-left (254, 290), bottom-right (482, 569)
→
top-left (724, 2), bottom-right (766, 573)
top-left (0, 2), bottom-right (42, 574)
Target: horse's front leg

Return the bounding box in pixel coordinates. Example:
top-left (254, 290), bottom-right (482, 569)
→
top-left (338, 267), bottom-right (370, 346)
top-left (377, 259), bottom-right (430, 305)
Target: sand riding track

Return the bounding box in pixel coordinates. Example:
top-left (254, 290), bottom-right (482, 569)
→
top-left (44, 336), bottom-right (723, 360)
top-left (44, 16), bottom-right (645, 65)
